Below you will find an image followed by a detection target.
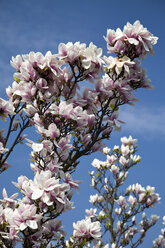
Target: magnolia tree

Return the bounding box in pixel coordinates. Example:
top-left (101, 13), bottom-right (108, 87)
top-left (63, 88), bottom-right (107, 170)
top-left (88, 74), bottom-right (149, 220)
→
top-left (0, 20), bottom-right (164, 248)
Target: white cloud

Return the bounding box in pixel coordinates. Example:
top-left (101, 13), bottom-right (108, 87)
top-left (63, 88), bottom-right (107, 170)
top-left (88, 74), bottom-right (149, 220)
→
top-left (119, 105), bottom-right (165, 138)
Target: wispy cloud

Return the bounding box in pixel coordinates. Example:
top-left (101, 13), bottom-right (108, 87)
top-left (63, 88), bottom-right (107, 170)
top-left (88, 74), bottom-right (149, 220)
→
top-left (119, 105), bottom-right (165, 139)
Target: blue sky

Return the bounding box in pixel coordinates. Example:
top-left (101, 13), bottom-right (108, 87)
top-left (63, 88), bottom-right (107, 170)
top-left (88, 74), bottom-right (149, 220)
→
top-left (0, 0), bottom-right (165, 246)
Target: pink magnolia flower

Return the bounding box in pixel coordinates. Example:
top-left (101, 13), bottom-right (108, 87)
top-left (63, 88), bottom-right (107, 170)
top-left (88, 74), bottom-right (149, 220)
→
top-left (21, 82), bottom-right (36, 102)
top-left (119, 155), bottom-right (129, 166)
top-left (60, 171), bottom-right (82, 189)
top-left (121, 145), bottom-right (130, 156)
top-left (30, 170), bottom-right (61, 205)
top-left (10, 54), bottom-right (23, 71)
top-left (43, 219), bottom-right (66, 237)
top-left (98, 210), bottom-right (106, 218)
top-left (45, 123), bottom-right (60, 138)
top-left (12, 175), bottom-right (29, 190)
top-left (107, 154), bottom-right (117, 164)
top-left (57, 135), bottom-right (73, 153)
top-left (36, 78), bottom-right (48, 90)
top-left (32, 143), bottom-right (44, 152)
top-left (128, 195), bottom-right (137, 205)
top-left (58, 41), bottom-right (86, 63)
top-left (0, 98), bottom-right (15, 121)
top-left (82, 133), bottom-right (92, 146)
top-left (85, 208), bottom-right (97, 218)
top-left (0, 188), bottom-right (18, 208)
top-left (104, 27), bottom-right (123, 53)
top-left (150, 215), bottom-right (160, 225)
top-left (26, 139), bottom-right (44, 153)
top-left (81, 42), bottom-right (103, 69)
top-left (73, 218), bottom-right (101, 240)
top-left (81, 42), bottom-right (104, 76)
top-left (110, 164), bottom-right (119, 174)
top-left (0, 227), bottom-right (20, 241)
top-left (25, 170), bottom-right (71, 208)
top-left (105, 20), bottom-right (158, 58)
top-left (116, 196), bottom-right (128, 209)
top-left (123, 20), bottom-right (158, 57)
top-left (104, 55), bottom-right (135, 75)
top-left (58, 101), bottom-right (75, 119)
top-left (12, 203), bottom-right (42, 231)
top-left (22, 51), bottom-right (45, 68)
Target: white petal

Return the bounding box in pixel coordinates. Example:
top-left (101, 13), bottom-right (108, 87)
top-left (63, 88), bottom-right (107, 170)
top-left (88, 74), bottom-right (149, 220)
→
top-left (127, 38), bottom-right (139, 45)
top-left (26, 220), bottom-right (38, 229)
top-left (20, 222), bottom-right (27, 231)
top-left (32, 189), bottom-right (43, 200)
top-left (32, 143), bottom-right (43, 152)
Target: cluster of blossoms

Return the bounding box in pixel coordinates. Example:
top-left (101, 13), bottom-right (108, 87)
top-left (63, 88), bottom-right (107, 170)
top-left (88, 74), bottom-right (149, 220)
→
top-left (0, 21), bottom-right (160, 247)
top-left (104, 20), bottom-right (158, 59)
top-left (153, 216), bottom-right (165, 247)
top-left (88, 136), bottom-right (161, 247)
top-left (0, 21), bottom-right (158, 172)
top-left (0, 170), bottom-right (78, 247)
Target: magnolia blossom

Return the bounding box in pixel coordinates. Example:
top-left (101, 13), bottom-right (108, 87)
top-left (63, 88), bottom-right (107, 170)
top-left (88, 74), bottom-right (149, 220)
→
top-left (85, 208), bottom-right (97, 218)
top-left (73, 218), bottom-right (101, 240)
top-left (110, 164), bottom-right (119, 174)
top-left (32, 143), bottom-right (44, 152)
top-left (0, 188), bottom-right (18, 208)
top-left (58, 41), bottom-right (103, 78)
top-left (128, 195), bottom-right (137, 205)
top-left (130, 154), bottom-right (141, 163)
top-left (103, 147), bottom-right (111, 154)
top-left (121, 145), bottom-right (130, 156)
top-left (127, 183), bottom-right (160, 207)
top-left (104, 55), bottom-right (135, 75)
top-left (107, 154), bottom-right (117, 164)
top-left (60, 171), bottom-right (81, 189)
top-left (58, 41), bottom-right (86, 63)
top-left (98, 210), bottom-right (106, 218)
top-left (116, 196), bottom-right (128, 209)
top-left (43, 219), bottom-right (66, 237)
top-left (11, 203), bottom-right (42, 231)
top-left (0, 142), bottom-right (8, 154)
top-left (45, 123), bottom-right (60, 138)
top-left (92, 159), bottom-right (103, 169)
top-left (0, 227), bottom-right (20, 242)
top-left (0, 98), bottom-right (15, 121)
top-left (105, 20), bottom-right (158, 58)
top-left (10, 54), bottom-right (23, 71)
top-left (121, 135), bottom-right (137, 146)
top-left (119, 156), bottom-right (129, 166)
top-left (30, 170), bottom-right (70, 206)
top-left (89, 194), bottom-right (104, 204)
top-left (123, 21), bottom-right (158, 57)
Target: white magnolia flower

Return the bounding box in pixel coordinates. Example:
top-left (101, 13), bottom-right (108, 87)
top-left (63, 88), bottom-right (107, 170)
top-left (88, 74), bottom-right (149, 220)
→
top-left (104, 55), bottom-right (135, 75)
